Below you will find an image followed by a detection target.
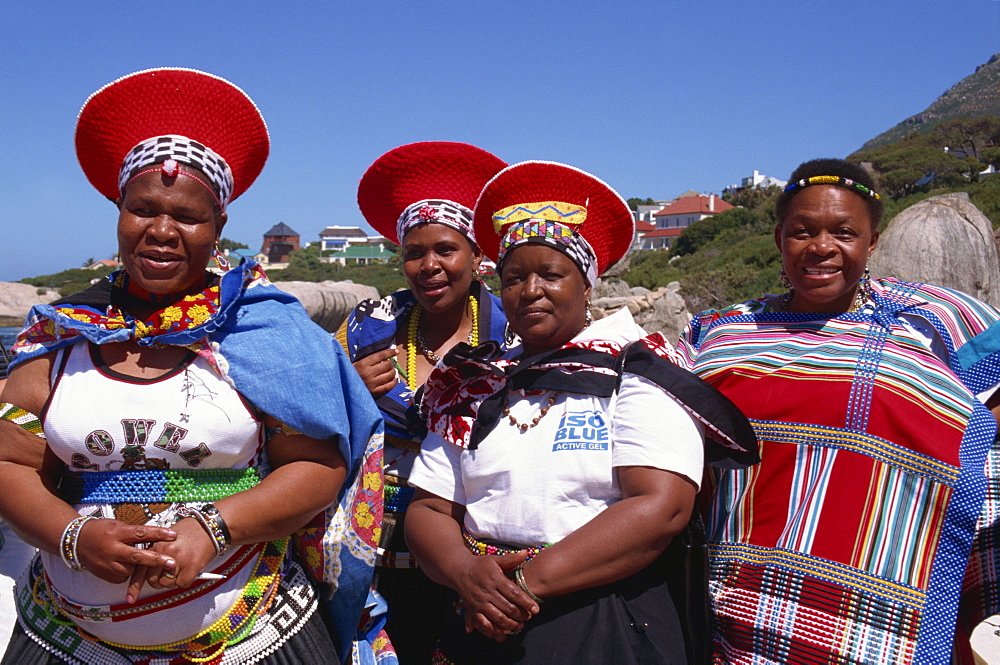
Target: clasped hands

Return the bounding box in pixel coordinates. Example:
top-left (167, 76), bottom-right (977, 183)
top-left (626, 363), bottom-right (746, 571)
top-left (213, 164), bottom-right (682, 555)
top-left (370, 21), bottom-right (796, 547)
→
top-left (75, 516), bottom-right (218, 604)
top-left (454, 551), bottom-right (541, 642)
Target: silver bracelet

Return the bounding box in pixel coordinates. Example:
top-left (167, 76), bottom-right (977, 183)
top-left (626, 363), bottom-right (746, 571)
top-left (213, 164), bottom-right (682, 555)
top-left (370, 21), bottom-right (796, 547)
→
top-left (514, 565), bottom-right (543, 604)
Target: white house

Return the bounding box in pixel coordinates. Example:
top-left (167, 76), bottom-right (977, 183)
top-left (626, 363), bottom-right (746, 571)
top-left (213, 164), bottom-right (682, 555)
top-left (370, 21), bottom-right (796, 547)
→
top-left (318, 226), bottom-right (372, 253)
top-left (651, 194), bottom-right (733, 230)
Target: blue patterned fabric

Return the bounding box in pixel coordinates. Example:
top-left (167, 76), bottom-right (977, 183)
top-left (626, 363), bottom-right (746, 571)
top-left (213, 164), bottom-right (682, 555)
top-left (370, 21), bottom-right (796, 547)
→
top-left (341, 281), bottom-right (510, 446)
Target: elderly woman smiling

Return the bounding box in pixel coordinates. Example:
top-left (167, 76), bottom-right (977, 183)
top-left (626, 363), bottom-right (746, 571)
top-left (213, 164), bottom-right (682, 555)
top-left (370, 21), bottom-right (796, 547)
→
top-left (405, 161), bottom-right (756, 665)
top-left (0, 69), bottom-right (382, 665)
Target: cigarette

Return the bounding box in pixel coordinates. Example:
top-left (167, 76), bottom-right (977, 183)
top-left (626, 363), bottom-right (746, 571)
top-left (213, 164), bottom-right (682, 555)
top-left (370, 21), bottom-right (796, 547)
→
top-left (196, 572), bottom-right (227, 580)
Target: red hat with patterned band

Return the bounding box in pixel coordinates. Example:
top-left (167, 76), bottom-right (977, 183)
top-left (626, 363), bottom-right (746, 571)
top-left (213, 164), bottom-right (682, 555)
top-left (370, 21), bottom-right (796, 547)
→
top-left (358, 141), bottom-right (507, 246)
top-left (75, 67), bottom-right (269, 207)
top-left (472, 161), bottom-right (635, 280)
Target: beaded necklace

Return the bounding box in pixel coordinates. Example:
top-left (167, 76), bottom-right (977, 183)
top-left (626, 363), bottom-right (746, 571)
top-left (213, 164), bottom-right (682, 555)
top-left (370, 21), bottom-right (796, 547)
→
top-left (404, 295), bottom-right (479, 392)
top-left (503, 392), bottom-right (561, 432)
top-left (778, 282), bottom-right (870, 314)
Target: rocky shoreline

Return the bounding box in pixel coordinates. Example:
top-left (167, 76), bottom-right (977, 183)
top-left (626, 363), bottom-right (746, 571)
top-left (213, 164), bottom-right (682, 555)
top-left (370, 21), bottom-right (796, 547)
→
top-left (0, 282), bottom-right (59, 326)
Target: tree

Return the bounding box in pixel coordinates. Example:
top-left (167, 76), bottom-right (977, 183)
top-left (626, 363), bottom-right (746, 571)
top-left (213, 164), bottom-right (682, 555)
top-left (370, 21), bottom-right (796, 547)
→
top-left (218, 238), bottom-right (249, 252)
top-left (273, 244), bottom-right (331, 281)
top-left (932, 116), bottom-right (1000, 163)
top-left (722, 185), bottom-right (781, 215)
top-left (671, 208), bottom-right (769, 257)
top-left (81, 257), bottom-right (95, 267)
top-left (626, 197), bottom-right (657, 211)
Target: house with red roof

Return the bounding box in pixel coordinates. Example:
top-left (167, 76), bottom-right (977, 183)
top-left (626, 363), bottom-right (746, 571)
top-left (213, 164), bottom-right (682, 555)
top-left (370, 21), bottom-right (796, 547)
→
top-left (632, 219), bottom-right (655, 251)
top-left (638, 227), bottom-right (686, 251)
top-left (652, 194), bottom-right (732, 229)
top-left (639, 194), bottom-right (733, 250)
top-left (85, 258), bottom-right (121, 270)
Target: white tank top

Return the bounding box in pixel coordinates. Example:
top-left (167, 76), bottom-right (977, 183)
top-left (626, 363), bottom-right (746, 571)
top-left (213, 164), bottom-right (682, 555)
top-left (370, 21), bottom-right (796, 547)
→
top-left (39, 342), bottom-right (267, 646)
top-left (45, 342), bottom-right (264, 471)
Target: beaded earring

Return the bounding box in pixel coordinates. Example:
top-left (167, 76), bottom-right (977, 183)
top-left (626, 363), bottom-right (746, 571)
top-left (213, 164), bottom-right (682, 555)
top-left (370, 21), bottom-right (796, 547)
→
top-left (213, 242), bottom-right (231, 272)
top-left (779, 267), bottom-right (792, 290)
top-left (858, 265), bottom-right (872, 299)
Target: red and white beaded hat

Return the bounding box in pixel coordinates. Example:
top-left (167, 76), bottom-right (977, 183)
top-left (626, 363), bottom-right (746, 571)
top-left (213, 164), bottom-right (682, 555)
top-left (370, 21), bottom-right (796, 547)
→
top-left (357, 141), bottom-right (506, 246)
top-left (472, 161), bottom-right (635, 281)
top-left (75, 67), bottom-right (269, 208)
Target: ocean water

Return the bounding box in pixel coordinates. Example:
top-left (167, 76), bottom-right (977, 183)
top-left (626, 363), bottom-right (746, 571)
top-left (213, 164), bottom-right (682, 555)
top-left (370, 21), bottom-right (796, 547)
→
top-left (0, 327), bottom-right (15, 377)
top-left (0, 327), bottom-right (18, 352)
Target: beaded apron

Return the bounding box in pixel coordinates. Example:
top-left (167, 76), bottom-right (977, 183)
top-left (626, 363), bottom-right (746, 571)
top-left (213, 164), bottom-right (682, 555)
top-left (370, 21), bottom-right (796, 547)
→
top-left (15, 546), bottom-right (317, 665)
top-left (14, 467), bottom-right (320, 664)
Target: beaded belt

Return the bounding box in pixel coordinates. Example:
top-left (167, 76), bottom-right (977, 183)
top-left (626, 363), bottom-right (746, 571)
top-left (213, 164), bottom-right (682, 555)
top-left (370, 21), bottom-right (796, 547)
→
top-left (462, 530), bottom-right (550, 561)
top-left (384, 481), bottom-right (415, 514)
top-left (385, 433), bottom-right (422, 453)
top-left (59, 467), bottom-right (262, 504)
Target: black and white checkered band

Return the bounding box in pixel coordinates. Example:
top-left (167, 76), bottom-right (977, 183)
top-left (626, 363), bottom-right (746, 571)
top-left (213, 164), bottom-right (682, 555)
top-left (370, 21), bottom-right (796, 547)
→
top-left (118, 135), bottom-right (234, 209)
top-left (396, 199), bottom-right (476, 244)
top-left (498, 220), bottom-right (598, 285)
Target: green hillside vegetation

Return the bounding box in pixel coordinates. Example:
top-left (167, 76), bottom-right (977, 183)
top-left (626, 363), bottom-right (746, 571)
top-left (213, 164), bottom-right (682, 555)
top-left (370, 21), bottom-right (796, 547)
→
top-left (20, 266), bottom-right (117, 297)
top-left (621, 202), bottom-right (784, 313)
top-left (621, 126), bottom-right (1000, 314)
top-left (270, 243), bottom-right (408, 297)
top-left (851, 116), bottom-right (1000, 198)
top-left (859, 54), bottom-right (1000, 151)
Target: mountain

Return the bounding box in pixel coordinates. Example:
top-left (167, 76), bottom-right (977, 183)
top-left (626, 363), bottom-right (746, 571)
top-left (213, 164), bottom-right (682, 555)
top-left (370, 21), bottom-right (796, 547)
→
top-left (858, 53), bottom-right (1000, 153)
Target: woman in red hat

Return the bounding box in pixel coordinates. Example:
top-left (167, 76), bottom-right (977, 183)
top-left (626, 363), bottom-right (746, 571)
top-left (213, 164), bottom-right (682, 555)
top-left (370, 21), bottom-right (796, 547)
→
top-left (404, 161), bottom-right (757, 664)
top-left (339, 141), bottom-right (512, 664)
top-left (0, 68), bottom-right (384, 665)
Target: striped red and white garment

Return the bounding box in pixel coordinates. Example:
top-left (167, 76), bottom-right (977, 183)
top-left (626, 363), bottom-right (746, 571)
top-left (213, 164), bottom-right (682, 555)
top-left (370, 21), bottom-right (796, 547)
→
top-left (680, 278), bottom-right (1000, 664)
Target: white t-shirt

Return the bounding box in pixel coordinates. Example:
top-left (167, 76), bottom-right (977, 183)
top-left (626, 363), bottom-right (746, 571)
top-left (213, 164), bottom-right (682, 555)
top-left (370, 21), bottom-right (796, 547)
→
top-left (409, 309), bottom-right (704, 547)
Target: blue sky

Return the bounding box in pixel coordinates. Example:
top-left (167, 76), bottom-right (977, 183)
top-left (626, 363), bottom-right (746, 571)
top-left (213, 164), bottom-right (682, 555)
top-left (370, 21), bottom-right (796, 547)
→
top-left (2, 1), bottom-right (999, 282)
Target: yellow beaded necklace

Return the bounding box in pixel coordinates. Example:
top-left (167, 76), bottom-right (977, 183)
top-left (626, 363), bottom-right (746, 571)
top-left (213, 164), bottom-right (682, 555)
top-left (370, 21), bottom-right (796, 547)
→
top-left (405, 295), bottom-right (479, 392)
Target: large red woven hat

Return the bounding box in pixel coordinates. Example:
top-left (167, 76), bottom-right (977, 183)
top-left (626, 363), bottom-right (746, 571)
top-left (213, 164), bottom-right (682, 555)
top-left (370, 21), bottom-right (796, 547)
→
top-left (75, 67), bottom-right (269, 203)
top-left (358, 142), bottom-right (506, 244)
top-left (473, 161), bottom-right (635, 275)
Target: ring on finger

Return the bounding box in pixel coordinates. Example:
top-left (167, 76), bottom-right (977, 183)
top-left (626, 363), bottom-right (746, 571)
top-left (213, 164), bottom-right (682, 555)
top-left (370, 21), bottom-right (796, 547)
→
top-left (163, 571), bottom-right (177, 579)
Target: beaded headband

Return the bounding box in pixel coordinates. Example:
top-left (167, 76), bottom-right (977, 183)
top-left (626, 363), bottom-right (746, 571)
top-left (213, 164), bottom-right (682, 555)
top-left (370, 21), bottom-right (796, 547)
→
top-left (473, 161), bottom-right (635, 277)
top-left (492, 201), bottom-right (588, 232)
top-left (119, 135), bottom-right (235, 210)
top-left (783, 175), bottom-right (881, 200)
top-left (498, 220), bottom-right (599, 286)
top-left (125, 159), bottom-right (224, 211)
top-left (396, 198), bottom-right (475, 244)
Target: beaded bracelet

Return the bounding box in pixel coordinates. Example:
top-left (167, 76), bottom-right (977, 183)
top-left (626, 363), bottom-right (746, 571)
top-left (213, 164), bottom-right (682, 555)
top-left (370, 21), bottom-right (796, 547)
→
top-left (513, 565), bottom-right (544, 604)
top-left (200, 504), bottom-right (231, 544)
top-left (60, 515), bottom-right (100, 572)
top-left (175, 506), bottom-right (229, 556)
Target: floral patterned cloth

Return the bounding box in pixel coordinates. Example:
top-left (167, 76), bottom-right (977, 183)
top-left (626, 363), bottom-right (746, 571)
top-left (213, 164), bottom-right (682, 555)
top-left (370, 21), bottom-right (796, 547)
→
top-left (422, 322), bottom-right (756, 464)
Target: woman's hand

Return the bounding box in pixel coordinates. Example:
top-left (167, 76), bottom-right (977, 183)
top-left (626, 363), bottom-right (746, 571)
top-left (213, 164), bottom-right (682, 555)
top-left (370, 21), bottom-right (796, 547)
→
top-left (125, 518), bottom-right (217, 603)
top-left (455, 551), bottom-right (537, 642)
top-left (353, 348), bottom-right (399, 398)
top-left (405, 489), bottom-right (540, 642)
top-left (74, 518), bottom-right (178, 587)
